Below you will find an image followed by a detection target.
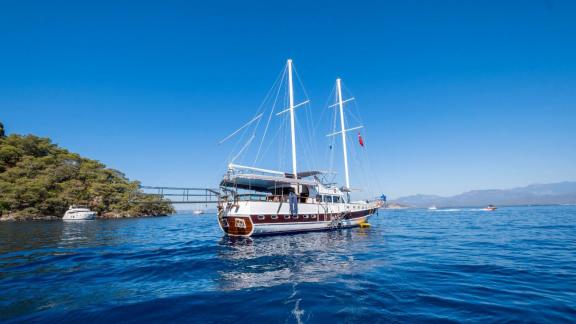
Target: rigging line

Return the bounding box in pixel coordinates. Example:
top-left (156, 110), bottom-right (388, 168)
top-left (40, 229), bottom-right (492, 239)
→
top-left (248, 66), bottom-right (285, 154)
top-left (346, 135), bottom-right (362, 197)
top-left (290, 99), bottom-right (315, 172)
top-left (341, 83), bottom-right (366, 126)
top-left (351, 128), bottom-right (374, 198)
top-left (253, 64), bottom-right (288, 119)
top-left (277, 78), bottom-right (288, 171)
top-left (356, 129), bottom-right (373, 195)
top-left (218, 113), bottom-right (263, 145)
top-left (292, 63), bottom-right (311, 102)
top-left (246, 66), bottom-right (284, 139)
top-left (313, 83), bottom-right (336, 132)
top-left (328, 86), bottom-right (339, 175)
top-left (291, 62), bottom-right (319, 172)
top-left (254, 65), bottom-right (287, 165)
top-left (314, 83), bottom-right (337, 175)
top-left (296, 112), bottom-right (315, 173)
top-left (342, 83), bottom-right (384, 194)
top-left (259, 112), bottom-right (287, 168)
top-left (345, 102), bottom-right (364, 128)
top-left (358, 125), bottom-right (384, 196)
top-left (280, 112), bottom-right (289, 171)
top-left (294, 114), bottom-right (307, 171)
top-left (230, 134), bottom-right (256, 164)
top-left (324, 84), bottom-right (338, 173)
top-left (225, 112), bottom-right (253, 164)
top-left (223, 64), bottom-right (285, 165)
top-left (338, 83), bottom-right (363, 127)
top-left (293, 65), bottom-right (317, 170)
top-left (302, 99), bottom-right (316, 171)
top-left (226, 123), bottom-right (252, 165)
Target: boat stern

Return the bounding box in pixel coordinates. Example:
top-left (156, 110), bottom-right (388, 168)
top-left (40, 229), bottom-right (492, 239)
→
top-left (218, 215), bottom-right (254, 236)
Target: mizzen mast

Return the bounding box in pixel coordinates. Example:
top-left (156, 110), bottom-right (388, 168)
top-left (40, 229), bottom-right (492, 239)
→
top-left (328, 78), bottom-right (363, 191)
top-left (336, 78), bottom-right (350, 190)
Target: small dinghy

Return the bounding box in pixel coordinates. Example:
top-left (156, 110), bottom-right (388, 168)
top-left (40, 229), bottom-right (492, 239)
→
top-left (63, 205), bottom-right (97, 220)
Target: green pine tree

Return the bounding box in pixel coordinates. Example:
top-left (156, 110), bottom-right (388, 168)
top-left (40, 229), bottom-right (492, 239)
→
top-left (0, 132), bottom-right (174, 220)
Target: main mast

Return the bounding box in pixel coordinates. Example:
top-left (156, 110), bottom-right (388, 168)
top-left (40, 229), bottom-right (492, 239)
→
top-left (287, 59), bottom-right (298, 187)
top-left (336, 78), bottom-right (350, 190)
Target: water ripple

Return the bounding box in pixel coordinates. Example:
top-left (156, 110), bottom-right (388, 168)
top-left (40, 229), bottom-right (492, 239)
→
top-left (1, 206), bottom-right (576, 322)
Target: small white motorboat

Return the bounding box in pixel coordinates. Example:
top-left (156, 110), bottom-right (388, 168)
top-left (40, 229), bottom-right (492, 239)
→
top-left (193, 210), bottom-right (204, 215)
top-left (483, 205), bottom-right (497, 211)
top-left (63, 205), bottom-right (97, 220)
top-left (428, 206), bottom-right (438, 210)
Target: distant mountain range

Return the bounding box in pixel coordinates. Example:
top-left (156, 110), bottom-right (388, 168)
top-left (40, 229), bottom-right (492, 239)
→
top-left (392, 182), bottom-right (576, 208)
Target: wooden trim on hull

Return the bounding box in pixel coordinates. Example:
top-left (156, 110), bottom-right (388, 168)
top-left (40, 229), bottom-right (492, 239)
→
top-left (218, 216), bottom-right (254, 236)
top-left (219, 208), bottom-right (377, 237)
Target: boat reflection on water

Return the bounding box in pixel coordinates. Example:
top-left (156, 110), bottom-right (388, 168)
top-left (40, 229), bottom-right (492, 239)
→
top-left (215, 228), bottom-right (380, 291)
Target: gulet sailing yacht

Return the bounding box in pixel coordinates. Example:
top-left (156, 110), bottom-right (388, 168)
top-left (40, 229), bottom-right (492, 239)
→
top-left (217, 59), bottom-right (383, 236)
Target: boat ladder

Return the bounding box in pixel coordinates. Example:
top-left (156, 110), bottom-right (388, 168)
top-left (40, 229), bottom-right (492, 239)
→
top-left (328, 212), bottom-right (347, 229)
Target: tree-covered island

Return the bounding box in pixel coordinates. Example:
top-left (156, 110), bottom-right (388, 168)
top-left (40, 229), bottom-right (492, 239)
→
top-left (0, 122), bottom-right (174, 221)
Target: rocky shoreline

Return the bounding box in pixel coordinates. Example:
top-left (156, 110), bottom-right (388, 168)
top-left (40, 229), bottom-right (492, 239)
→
top-left (0, 212), bottom-right (172, 222)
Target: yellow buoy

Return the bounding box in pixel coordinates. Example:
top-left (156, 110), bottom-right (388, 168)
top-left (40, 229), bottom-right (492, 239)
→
top-left (359, 222), bottom-right (371, 228)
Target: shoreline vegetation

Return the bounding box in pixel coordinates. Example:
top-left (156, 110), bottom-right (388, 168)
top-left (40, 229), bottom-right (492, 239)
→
top-left (0, 122), bottom-right (174, 221)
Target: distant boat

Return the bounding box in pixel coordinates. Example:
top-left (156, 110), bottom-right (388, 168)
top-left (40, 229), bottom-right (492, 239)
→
top-left (483, 205), bottom-right (497, 211)
top-left (63, 205), bottom-right (96, 220)
top-left (193, 210), bottom-right (204, 215)
top-left (428, 206), bottom-right (438, 210)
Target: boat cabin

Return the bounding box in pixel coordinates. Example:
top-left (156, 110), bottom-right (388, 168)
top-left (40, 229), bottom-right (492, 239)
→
top-left (220, 164), bottom-right (347, 204)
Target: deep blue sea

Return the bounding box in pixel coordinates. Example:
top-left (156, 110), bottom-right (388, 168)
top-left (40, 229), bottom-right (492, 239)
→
top-left (1, 206), bottom-right (575, 323)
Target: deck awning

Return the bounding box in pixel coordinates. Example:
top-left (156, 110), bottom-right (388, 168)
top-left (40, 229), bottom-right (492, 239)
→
top-left (285, 171), bottom-right (323, 178)
top-left (221, 173), bottom-right (317, 192)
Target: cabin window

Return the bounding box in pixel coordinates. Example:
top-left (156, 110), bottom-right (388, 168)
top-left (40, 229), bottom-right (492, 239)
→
top-left (271, 215), bottom-right (278, 220)
top-left (303, 215), bottom-right (309, 219)
top-left (333, 196), bottom-right (341, 203)
top-left (292, 214), bottom-right (298, 219)
top-left (257, 215), bottom-right (265, 220)
top-left (284, 215), bottom-right (290, 219)
top-left (311, 214), bottom-right (317, 218)
top-left (316, 195), bottom-right (322, 203)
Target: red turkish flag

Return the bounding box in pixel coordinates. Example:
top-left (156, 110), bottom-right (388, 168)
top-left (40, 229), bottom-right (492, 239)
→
top-left (358, 132), bottom-right (365, 147)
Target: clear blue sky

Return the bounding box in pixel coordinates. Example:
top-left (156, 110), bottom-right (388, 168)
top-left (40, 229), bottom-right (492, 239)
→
top-left (1, 0), bottom-right (575, 198)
